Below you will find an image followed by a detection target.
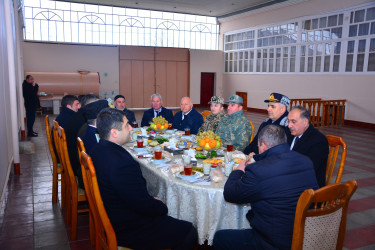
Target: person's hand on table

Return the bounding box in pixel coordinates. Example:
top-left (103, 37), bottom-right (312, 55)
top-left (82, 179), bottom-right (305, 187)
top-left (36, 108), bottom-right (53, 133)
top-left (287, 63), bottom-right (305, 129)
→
top-left (248, 152), bottom-right (256, 159)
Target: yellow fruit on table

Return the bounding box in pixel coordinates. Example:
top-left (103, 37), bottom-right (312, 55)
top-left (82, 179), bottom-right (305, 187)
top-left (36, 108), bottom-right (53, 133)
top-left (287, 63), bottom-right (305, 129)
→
top-left (160, 125), bottom-right (165, 130)
top-left (196, 147), bottom-right (202, 151)
top-left (204, 143), bottom-right (211, 151)
top-left (151, 123), bottom-right (156, 129)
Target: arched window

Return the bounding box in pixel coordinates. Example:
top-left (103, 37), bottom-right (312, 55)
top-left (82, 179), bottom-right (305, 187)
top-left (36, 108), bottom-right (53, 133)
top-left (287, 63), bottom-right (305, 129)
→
top-left (34, 11), bottom-right (63, 21)
top-left (120, 18), bottom-right (144, 27)
top-left (157, 21), bottom-right (179, 30)
top-left (79, 15), bottom-right (105, 24)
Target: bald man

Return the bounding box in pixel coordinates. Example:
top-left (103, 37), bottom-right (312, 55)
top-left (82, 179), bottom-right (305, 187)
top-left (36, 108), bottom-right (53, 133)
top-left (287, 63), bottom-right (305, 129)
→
top-left (172, 97), bottom-right (203, 134)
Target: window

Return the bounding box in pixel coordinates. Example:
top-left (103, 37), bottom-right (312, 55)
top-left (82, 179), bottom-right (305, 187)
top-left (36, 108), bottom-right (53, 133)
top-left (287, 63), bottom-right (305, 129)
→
top-left (23, 0), bottom-right (219, 50)
top-left (224, 2), bottom-right (375, 73)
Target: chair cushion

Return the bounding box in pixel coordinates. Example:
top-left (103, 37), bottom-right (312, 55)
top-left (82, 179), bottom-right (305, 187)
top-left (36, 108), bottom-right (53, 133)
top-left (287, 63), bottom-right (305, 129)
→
top-left (303, 208), bottom-right (342, 249)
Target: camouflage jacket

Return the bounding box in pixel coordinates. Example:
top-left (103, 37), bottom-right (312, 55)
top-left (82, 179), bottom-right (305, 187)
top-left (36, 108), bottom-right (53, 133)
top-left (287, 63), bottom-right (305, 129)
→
top-left (198, 110), bottom-right (226, 134)
top-left (216, 110), bottom-right (252, 152)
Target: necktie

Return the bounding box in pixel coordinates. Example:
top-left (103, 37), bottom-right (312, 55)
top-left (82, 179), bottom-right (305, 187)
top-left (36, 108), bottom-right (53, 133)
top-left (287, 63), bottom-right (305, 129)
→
top-left (293, 136), bottom-right (300, 148)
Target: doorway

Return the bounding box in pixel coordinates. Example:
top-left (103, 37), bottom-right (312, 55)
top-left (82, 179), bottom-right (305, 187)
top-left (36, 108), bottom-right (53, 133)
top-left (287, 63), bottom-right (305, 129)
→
top-left (200, 73), bottom-right (215, 107)
top-left (236, 91), bottom-right (247, 111)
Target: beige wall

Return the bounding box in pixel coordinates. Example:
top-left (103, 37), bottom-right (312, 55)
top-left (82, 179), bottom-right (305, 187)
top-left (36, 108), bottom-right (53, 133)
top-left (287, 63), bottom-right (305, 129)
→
top-left (22, 42), bottom-right (119, 98)
top-left (190, 49), bottom-right (224, 104)
top-left (219, 0), bottom-right (375, 124)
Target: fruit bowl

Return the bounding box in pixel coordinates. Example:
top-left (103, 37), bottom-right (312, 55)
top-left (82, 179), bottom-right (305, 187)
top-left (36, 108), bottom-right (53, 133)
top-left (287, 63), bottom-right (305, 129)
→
top-left (149, 116), bottom-right (169, 132)
top-left (196, 131), bottom-right (222, 151)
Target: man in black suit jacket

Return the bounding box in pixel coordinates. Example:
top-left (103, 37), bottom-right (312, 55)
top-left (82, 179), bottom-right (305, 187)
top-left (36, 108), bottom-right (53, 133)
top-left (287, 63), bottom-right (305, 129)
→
top-left (173, 97), bottom-right (203, 134)
top-left (288, 106), bottom-right (329, 187)
top-left (113, 95), bottom-right (136, 125)
top-left (90, 108), bottom-right (197, 249)
top-left (141, 94), bottom-right (174, 127)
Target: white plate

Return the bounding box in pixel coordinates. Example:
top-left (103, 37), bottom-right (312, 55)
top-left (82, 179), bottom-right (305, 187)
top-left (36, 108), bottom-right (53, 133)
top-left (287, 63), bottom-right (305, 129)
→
top-left (175, 170), bottom-right (204, 181)
top-left (151, 157), bottom-right (172, 165)
top-left (165, 129), bottom-right (177, 134)
top-left (132, 147), bottom-right (148, 153)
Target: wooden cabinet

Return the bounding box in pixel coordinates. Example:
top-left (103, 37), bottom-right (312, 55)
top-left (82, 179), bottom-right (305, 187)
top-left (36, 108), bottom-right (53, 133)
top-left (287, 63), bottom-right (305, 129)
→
top-left (119, 46), bottom-right (189, 108)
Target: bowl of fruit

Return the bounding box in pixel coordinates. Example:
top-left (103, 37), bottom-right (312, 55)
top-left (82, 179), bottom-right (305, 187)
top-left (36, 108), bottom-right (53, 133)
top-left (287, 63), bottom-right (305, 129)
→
top-left (149, 116), bottom-right (169, 132)
top-left (196, 131), bottom-right (222, 152)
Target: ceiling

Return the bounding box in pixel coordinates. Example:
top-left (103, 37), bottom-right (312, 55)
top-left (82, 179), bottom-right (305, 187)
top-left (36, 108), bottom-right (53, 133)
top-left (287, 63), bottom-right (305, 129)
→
top-left (63, 0), bottom-right (290, 18)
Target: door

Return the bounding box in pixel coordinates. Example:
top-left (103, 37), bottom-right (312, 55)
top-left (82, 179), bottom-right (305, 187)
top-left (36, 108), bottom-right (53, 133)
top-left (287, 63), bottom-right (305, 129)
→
top-left (200, 73), bottom-right (214, 107)
top-left (236, 91), bottom-right (247, 111)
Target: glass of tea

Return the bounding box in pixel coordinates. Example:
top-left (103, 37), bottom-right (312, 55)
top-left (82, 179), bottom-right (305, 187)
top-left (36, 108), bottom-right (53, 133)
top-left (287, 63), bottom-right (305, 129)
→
top-left (132, 121), bottom-right (138, 128)
top-left (184, 164), bottom-right (193, 176)
top-left (137, 136), bottom-right (143, 148)
top-left (184, 127), bottom-right (190, 136)
top-left (168, 124), bottom-right (173, 130)
top-left (226, 142), bottom-right (233, 152)
top-left (154, 146), bottom-right (162, 160)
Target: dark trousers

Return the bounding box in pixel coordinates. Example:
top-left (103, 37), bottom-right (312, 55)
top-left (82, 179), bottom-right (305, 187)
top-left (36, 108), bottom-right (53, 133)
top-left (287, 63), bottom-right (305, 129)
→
top-left (213, 229), bottom-right (262, 250)
top-left (26, 109), bottom-right (36, 135)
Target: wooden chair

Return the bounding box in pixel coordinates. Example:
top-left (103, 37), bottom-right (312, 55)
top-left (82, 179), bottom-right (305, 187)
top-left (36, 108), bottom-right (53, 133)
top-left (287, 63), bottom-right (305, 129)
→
top-left (201, 110), bottom-right (211, 121)
top-left (80, 151), bottom-right (132, 250)
top-left (57, 126), bottom-right (89, 240)
top-left (45, 116), bottom-right (62, 204)
top-left (292, 180), bottom-right (357, 250)
top-left (249, 121), bottom-right (255, 144)
top-left (52, 120), bottom-right (66, 208)
top-left (326, 135), bottom-right (347, 185)
top-left (77, 137), bottom-right (96, 246)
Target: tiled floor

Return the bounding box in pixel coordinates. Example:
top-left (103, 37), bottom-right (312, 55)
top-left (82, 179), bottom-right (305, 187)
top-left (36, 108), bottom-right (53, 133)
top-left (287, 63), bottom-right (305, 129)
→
top-left (0, 110), bottom-right (374, 249)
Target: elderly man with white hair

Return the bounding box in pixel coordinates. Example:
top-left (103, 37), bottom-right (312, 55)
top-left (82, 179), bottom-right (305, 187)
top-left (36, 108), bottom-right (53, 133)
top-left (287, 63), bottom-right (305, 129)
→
top-left (141, 93), bottom-right (174, 127)
top-left (172, 97), bottom-right (203, 135)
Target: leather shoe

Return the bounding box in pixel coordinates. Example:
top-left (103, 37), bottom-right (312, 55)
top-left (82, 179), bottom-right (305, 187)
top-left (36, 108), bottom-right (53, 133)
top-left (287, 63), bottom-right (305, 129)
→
top-left (28, 133), bottom-right (38, 137)
top-left (32, 131), bottom-right (38, 135)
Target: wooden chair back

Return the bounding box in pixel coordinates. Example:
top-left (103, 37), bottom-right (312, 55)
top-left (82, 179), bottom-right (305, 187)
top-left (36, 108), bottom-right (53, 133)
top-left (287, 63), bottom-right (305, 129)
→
top-left (57, 126), bottom-right (78, 199)
top-left (45, 116), bottom-right (59, 203)
top-left (58, 126), bottom-right (90, 241)
top-left (77, 137), bottom-right (86, 163)
top-left (52, 120), bottom-right (66, 208)
top-left (292, 180), bottom-right (357, 250)
top-left (326, 135), bottom-right (347, 185)
top-left (201, 110), bottom-right (211, 121)
top-left (249, 121), bottom-right (255, 144)
top-left (80, 151), bottom-right (119, 250)
top-left (290, 98), bottom-right (321, 110)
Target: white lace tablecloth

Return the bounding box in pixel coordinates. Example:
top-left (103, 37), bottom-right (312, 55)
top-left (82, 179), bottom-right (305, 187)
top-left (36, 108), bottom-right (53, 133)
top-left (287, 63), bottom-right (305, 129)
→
top-left (124, 144), bottom-right (251, 245)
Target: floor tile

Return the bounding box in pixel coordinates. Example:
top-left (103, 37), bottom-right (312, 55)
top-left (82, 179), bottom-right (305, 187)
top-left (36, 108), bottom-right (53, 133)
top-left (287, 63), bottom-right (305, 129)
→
top-left (34, 209), bottom-right (63, 223)
top-left (34, 219), bottom-right (67, 235)
top-left (0, 235), bottom-right (34, 250)
top-left (0, 222), bottom-right (34, 240)
top-left (35, 243), bottom-right (70, 250)
top-left (34, 231), bottom-right (69, 248)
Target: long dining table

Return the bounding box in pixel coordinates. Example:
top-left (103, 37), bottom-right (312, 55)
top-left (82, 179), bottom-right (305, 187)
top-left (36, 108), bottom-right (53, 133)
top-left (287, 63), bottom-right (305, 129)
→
top-left (123, 133), bottom-right (251, 245)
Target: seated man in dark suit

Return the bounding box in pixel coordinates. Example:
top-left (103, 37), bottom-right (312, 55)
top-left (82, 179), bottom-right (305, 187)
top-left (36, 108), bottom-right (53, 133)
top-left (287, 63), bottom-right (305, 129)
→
top-left (81, 99), bottom-right (108, 154)
top-left (288, 106), bottom-right (329, 187)
top-left (90, 108), bottom-right (197, 249)
top-left (172, 97), bottom-right (203, 135)
top-left (113, 95), bottom-right (136, 125)
top-left (141, 93), bottom-right (174, 127)
top-left (55, 95), bottom-right (81, 128)
top-left (213, 125), bottom-right (318, 250)
top-left (243, 92), bottom-right (293, 155)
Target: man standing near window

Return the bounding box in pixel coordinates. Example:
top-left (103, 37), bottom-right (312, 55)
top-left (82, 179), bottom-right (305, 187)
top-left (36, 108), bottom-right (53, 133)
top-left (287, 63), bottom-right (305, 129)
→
top-left (22, 75), bottom-right (40, 137)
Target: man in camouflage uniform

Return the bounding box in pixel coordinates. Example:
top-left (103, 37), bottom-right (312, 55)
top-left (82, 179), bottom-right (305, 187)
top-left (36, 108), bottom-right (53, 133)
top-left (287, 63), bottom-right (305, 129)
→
top-left (216, 95), bottom-right (252, 152)
top-left (198, 96), bottom-right (226, 134)
top-left (243, 92), bottom-right (292, 155)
